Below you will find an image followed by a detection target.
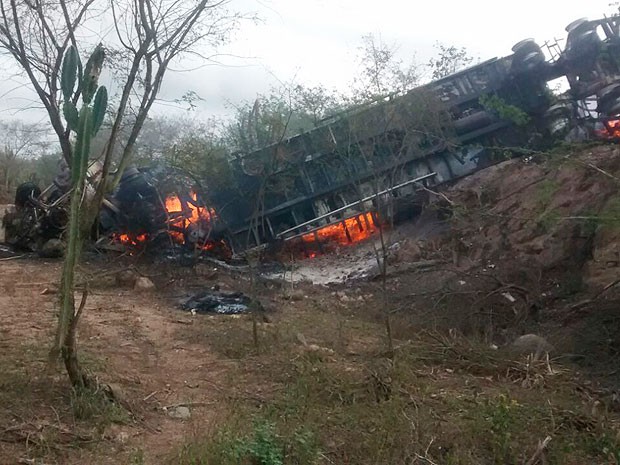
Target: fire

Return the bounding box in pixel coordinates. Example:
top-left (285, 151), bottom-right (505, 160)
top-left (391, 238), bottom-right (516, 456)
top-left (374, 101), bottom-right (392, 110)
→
top-left (596, 118), bottom-right (620, 139)
top-left (164, 191), bottom-right (217, 249)
top-left (111, 190), bottom-right (219, 251)
top-left (301, 212), bottom-right (378, 247)
top-left (112, 232), bottom-right (149, 246)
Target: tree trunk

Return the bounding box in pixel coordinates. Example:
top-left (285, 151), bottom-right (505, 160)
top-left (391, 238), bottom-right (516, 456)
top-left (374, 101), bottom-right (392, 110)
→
top-left (51, 171), bottom-right (88, 388)
top-left (4, 166), bottom-right (10, 195)
top-left (62, 288), bottom-right (89, 388)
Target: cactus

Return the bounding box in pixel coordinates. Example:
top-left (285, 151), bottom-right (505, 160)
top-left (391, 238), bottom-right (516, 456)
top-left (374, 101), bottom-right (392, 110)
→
top-left (60, 46), bottom-right (78, 101)
top-left (54, 45), bottom-right (109, 387)
top-left (59, 45), bottom-right (108, 185)
top-left (92, 86), bottom-right (108, 135)
top-left (81, 44), bottom-right (105, 104)
top-left (62, 101), bottom-right (79, 131)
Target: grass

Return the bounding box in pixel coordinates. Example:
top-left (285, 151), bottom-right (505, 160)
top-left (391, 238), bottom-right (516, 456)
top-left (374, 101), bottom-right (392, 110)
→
top-left (169, 309), bottom-right (620, 465)
top-left (0, 340), bottom-right (130, 461)
top-left (171, 416), bottom-right (321, 465)
top-left (128, 447), bottom-right (146, 465)
top-left (69, 385), bottom-right (129, 426)
top-left (533, 178), bottom-right (561, 230)
top-left (79, 348), bottom-right (109, 372)
top-left (1, 302), bottom-right (618, 465)
top-left (175, 301), bottom-right (381, 360)
top-left (598, 195), bottom-right (620, 230)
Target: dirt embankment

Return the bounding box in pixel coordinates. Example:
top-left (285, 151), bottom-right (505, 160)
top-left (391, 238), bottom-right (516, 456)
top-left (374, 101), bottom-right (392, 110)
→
top-left (445, 144), bottom-right (620, 292)
top-left (377, 143), bottom-right (620, 376)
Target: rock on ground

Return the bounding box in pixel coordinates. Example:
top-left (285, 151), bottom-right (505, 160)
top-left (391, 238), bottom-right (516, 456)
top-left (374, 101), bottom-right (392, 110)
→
top-left (39, 239), bottom-right (64, 258)
top-left (116, 270), bottom-right (138, 288)
top-left (510, 334), bottom-right (554, 357)
top-left (167, 406), bottom-right (191, 420)
top-left (134, 276), bottom-right (155, 291)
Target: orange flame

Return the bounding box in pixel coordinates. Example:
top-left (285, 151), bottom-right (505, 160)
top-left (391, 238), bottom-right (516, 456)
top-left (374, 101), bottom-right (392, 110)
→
top-left (164, 191), bottom-right (217, 249)
top-left (112, 232), bottom-right (149, 246)
top-left (112, 190), bottom-right (219, 250)
top-left (596, 118), bottom-right (620, 139)
top-left (301, 212), bottom-right (378, 248)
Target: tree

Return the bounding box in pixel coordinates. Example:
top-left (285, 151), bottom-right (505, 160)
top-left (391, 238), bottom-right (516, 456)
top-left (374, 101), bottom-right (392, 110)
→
top-left (351, 34), bottom-right (420, 102)
top-left (427, 42), bottom-right (475, 80)
top-left (0, 0), bottom-right (240, 388)
top-left (225, 83), bottom-right (341, 153)
top-left (0, 119), bottom-right (51, 198)
top-left (155, 116), bottom-right (234, 195)
top-left (135, 115), bottom-right (196, 163)
top-left (339, 37), bottom-right (455, 354)
top-left (291, 84), bottom-right (342, 125)
top-left (29, 152), bottom-right (62, 188)
top-left (219, 82), bottom-right (345, 353)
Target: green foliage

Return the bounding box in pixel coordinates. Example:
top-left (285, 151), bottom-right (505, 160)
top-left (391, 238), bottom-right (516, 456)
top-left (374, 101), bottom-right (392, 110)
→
top-left (73, 106), bottom-right (93, 182)
top-left (92, 86), bottom-right (108, 135)
top-left (536, 179), bottom-right (560, 207)
top-left (60, 44), bottom-right (108, 158)
top-left (81, 44), bottom-right (105, 104)
top-left (598, 195), bottom-right (620, 229)
top-left (561, 196), bottom-right (620, 236)
top-left (352, 33), bottom-right (419, 101)
top-left (232, 420), bottom-right (284, 465)
top-left (480, 94), bottom-right (531, 126)
top-left (168, 313), bottom-right (620, 465)
top-left (128, 448), bottom-right (146, 465)
top-left (0, 119), bottom-right (53, 199)
top-left (534, 179), bottom-right (561, 231)
top-left (288, 428), bottom-right (321, 465)
top-left (165, 133), bottom-right (234, 194)
top-left (70, 386), bottom-right (128, 425)
top-left (428, 42), bottom-right (475, 80)
top-left (484, 394), bottom-right (520, 464)
top-left (63, 101), bottom-right (79, 131)
top-left (226, 84), bottom-right (342, 153)
top-left (128, 115), bottom-right (238, 203)
top-left (28, 153), bottom-right (61, 187)
top-left (173, 419), bottom-right (320, 465)
top-left (581, 432), bottom-right (620, 462)
top-left (538, 210), bottom-right (562, 233)
top-left (55, 44), bottom-right (109, 384)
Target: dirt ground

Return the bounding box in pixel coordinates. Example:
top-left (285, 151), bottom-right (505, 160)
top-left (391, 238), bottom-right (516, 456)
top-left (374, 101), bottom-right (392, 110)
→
top-left (0, 253), bottom-right (386, 464)
top-left (0, 257), bottom-right (233, 464)
top-left (2, 144), bottom-right (620, 464)
top-left (1, 254), bottom-right (619, 465)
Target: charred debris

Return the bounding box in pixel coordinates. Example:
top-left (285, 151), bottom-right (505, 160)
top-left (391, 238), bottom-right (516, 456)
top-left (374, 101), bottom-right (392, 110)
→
top-left (4, 15), bottom-right (620, 261)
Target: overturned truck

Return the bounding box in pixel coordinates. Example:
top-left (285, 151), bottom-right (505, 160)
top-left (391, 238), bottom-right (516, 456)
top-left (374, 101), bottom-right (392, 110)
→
top-left (217, 15), bottom-right (620, 255)
top-left (4, 15), bottom-right (620, 257)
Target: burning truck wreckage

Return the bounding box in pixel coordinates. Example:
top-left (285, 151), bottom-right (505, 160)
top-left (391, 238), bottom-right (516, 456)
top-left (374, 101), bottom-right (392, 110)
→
top-left (4, 15), bottom-right (620, 263)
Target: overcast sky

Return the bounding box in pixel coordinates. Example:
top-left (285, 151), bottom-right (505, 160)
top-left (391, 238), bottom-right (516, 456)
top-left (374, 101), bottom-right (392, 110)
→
top-left (0, 0), bottom-right (617, 125)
